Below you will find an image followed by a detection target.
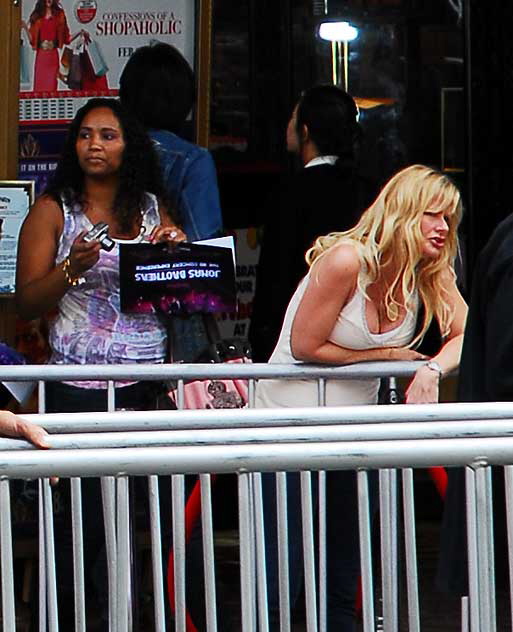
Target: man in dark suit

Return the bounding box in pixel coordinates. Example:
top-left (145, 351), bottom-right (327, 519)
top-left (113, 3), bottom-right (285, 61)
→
top-left (437, 213), bottom-right (513, 595)
top-left (249, 85), bottom-right (375, 361)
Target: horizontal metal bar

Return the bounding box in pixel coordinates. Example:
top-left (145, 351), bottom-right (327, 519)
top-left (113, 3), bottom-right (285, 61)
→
top-left (1, 436), bottom-right (513, 477)
top-left (0, 361), bottom-right (424, 381)
top-left (14, 401), bottom-right (513, 434)
top-left (5, 417), bottom-right (513, 451)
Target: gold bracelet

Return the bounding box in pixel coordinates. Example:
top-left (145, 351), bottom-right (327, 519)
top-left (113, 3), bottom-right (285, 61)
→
top-left (61, 257), bottom-right (81, 287)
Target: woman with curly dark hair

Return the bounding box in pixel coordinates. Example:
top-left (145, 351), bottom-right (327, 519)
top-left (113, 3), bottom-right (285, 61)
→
top-left (16, 96), bottom-right (185, 628)
top-left (16, 97), bottom-right (185, 412)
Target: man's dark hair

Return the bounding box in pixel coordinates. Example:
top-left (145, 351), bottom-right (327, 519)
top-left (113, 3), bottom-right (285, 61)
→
top-left (45, 97), bottom-right (168, 232)
top-left (296, 85), bottom-right (362, 169)
top-left (119, 42), bottom-right (195, 134)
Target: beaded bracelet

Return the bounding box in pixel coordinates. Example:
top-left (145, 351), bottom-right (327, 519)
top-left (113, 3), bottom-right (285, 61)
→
top-left (61, 257), bottom-right (81, 287)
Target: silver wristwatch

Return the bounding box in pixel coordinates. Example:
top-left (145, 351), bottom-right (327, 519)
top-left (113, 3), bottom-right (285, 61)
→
top-left (425, 360), bottom-right (443, 377)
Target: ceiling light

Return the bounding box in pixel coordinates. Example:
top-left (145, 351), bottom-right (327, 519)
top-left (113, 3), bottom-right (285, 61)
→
top-left (319, 21), bottom-right (359, 42)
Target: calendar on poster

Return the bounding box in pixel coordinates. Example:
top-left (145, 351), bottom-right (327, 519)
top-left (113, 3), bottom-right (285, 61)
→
top-left (18, 1), bottom-right (197, 194)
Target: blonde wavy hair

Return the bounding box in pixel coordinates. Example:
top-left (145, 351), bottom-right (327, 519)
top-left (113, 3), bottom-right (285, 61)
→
top-left (306, 164), bottom-right (462, 346)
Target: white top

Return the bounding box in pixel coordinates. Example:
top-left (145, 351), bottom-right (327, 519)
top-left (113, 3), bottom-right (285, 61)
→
top-left (255, 268), bottom-right (418, 408)
top-left (50, 192), bottom-right (167, 388)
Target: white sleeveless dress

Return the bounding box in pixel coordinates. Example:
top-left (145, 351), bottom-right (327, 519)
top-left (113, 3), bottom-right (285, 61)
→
top-left (255, 270), bottom-right (418, 408)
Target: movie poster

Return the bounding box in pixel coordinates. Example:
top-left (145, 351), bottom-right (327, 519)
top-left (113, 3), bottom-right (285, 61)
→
top-left (217, 228), bottom-right (261, 341)
top-left (19, 123), bottom-right (68, 196)
top-left (18, 0), bottom-right (196, 191)
top-left (19, 0), bottom-right (194, 98)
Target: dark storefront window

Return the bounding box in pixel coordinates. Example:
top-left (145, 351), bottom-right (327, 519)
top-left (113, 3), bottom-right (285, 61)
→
top-left (209, 0), bottom-right (467, 341)
top-left (210, 0), bottom-right (467, 269)
top-left (292, 1), bottom-right (465, 186)
top-left (211, 0), bottom-right (465, 173)
top-left (210, 2), bottom-right (250, 159)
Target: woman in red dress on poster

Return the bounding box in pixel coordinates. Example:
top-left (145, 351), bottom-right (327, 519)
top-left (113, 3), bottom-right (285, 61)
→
top-left (22, 0), bottom-right (83, 92)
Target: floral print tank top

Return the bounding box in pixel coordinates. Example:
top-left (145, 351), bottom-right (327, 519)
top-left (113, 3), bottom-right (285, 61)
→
top-left (49, 193), bottom-right (167, 388)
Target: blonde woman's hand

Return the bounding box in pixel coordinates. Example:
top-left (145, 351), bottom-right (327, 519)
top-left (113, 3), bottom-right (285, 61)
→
top-left (404, 365), bottom-right (440, 404)
top-left (387, 347), bottom-right (428, 362)
top-left (147, 225), bottom-right (187, 244)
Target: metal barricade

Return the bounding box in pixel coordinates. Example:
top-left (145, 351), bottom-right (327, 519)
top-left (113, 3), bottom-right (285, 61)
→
top-left (0, 362), bottom-right (509, 632)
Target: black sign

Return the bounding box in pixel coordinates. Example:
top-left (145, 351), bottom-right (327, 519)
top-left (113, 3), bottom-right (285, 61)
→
top-left (119, 242), bottom-right (236, 315)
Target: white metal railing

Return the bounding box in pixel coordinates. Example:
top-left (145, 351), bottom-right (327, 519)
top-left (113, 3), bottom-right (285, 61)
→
top-left (0, 360), bottom-right (425, 381)
top-left (0, 362), bottom-right (502, 632)
top-left (0, 420), bottom-right (510, 632)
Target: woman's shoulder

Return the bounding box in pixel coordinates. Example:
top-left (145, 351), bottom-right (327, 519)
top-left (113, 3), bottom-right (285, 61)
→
top-left (30, 194), bottom-right (63, 216)
top-left (437, 265), bottom-right (457, 288)
top-left (312, 241), bottom-right (361, 282)
top-left (28, 14), bottom-right (41, 29)
top-left (22, 194), bottom-right (64, 238)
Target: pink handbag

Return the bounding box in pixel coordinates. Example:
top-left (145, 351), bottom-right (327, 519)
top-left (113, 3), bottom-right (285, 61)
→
top-left (169, 357), bottom-right (250, 409)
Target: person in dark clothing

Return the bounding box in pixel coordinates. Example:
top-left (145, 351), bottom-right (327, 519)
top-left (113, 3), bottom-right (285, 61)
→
top-left (249, 85), bottom-right (375, 361)
top-left (120, 41), bottom-right (223, 362)
top-left (119, 42), bottom-right (222, 243)
top-left (437, 213), bottom-right (513, 596)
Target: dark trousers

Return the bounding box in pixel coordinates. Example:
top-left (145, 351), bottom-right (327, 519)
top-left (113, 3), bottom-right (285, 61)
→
top-left (262, 470), bottom-right (378, 632)
top-left (45, 381), bottom-right (214, 631)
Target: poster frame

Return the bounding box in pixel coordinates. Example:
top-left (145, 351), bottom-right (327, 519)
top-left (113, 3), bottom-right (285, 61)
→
top-left (195, 0), bottom-right (213, 147)
top-left (0, 180), bottom-right (35, 296)
top-left (441, 86), bottom-right (465, 173)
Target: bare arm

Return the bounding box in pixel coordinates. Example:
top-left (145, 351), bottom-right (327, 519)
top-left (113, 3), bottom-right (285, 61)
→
top-left (405, 272), bottom-right (468, 403)
top-left (21, 20), bottom-right (36, 48)
top-left (16, 196), bottom-right (100, 321)
top-left (0, 411), bottom-right (49, 448)
top-left (290, 244), bottom-right (426, 365)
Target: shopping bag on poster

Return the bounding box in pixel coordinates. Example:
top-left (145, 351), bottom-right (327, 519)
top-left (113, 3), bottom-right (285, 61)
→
top-left (86, 38), bottom-right (109, 77)
top-left (68, 34), bottom-right (85, 90)
top-left (19, 34), bottom-right (32, 88)
top-left (59, 46), bottom-right (72, 83)
top-left (68, 54), bottom-right (82, 89)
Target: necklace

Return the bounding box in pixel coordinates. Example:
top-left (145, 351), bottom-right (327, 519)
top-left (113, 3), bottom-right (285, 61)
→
top-left (374, 289), bottom-right (402, 334)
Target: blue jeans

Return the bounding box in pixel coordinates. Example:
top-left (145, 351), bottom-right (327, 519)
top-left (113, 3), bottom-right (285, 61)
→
top-left (262, 470), bottom-right (378, 632)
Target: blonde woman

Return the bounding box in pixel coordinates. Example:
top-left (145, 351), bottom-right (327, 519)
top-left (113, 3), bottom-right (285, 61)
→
top-left (257, 164), bottom-right (468, 632)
